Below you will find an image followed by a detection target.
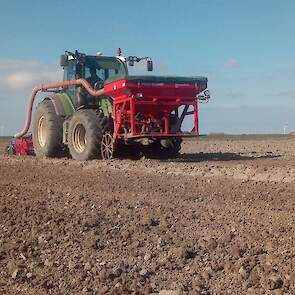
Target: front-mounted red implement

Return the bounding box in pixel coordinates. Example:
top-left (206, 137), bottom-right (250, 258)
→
top-left (5, 135), bottom-right (35, 156)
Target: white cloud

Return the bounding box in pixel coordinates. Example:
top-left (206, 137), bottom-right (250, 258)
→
top-left (0, 59), bottom-right (63, 135)
top-left (3, 71), bottom-right (37, 89)
top-left (225, 58), bottom-right (240, 68)
top-left (0, 59), bottom-right (40, 70)
top-left (0, 59), bottom-right (62, 92)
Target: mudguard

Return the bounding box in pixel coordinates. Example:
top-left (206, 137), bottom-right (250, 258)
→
top-left (44, 93), bottom-right (75, 116)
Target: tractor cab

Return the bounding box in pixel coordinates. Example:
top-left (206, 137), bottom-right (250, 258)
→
top-left (59, 51), bottom-right (128, 108)
top-left (59, 50), bottom-right (153, 110)
top-left (60, 52), bottom-right (127, 85)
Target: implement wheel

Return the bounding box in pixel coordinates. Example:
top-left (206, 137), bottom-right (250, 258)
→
top-left (32, 100), bottom-right (63, 157)
top-left (101, 132), bottom-right (114, 160)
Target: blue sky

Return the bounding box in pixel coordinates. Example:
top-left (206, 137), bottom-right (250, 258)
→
top-left (1, 0), bottom-right (295, 135)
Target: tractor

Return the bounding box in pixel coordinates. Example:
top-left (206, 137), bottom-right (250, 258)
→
top-left (13, 49), bottom-right (210, 160)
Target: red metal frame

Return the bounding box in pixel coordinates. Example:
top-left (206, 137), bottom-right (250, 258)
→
top-left (104, 79), bottom-right (206, 140)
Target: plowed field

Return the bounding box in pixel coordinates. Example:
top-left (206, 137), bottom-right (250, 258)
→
top-left (1, 136), bottom-right (295, 295)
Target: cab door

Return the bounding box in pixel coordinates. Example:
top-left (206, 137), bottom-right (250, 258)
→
top-left (64, 60), bottom-right (78, 106)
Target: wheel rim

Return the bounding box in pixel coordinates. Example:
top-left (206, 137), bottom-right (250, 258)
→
top-left (101, 132), bottom-right (114, 160)
top-left (37, 115), bottom-right (47, 147)
top-left (72, 123), bottom-right (87, 153)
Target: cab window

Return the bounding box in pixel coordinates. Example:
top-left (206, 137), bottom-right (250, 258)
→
top-left (65, 60), bottom-right (76, 80)
top-left (105, 68), bottom-right (119, 81)
top-left (84, 56), bottom-right (126, 83)
top-left (84, 67), bottom-right (105, 81)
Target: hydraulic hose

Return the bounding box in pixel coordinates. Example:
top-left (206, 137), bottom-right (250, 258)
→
top-left (14, 79), bottom-right (105, 138)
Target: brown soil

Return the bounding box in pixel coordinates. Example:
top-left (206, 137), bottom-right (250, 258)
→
top-left (1, 136), bottom-right (295, 294)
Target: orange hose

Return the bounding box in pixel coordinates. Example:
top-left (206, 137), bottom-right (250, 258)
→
top-left (14, 79), bottom-right (105, 138)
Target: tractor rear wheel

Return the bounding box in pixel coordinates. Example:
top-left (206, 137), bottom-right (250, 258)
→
top-left (68, 110), bottom-right (114, 161)
top-left (32, 100), bottom-right (64, 157)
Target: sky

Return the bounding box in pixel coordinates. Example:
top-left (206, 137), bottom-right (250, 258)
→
top-left (1, 0), bottom-right (295, 135)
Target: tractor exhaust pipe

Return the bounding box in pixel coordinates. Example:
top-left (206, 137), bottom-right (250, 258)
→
top-left (14, 79), bottom-right (105, 138)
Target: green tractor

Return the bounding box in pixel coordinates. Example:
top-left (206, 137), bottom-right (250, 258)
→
top-left (32, 51), bottom-right (123, 160)
top-left (16, 49), bottom-right (209, 160)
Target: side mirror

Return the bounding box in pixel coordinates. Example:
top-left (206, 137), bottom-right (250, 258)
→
top-left (147, 60), bottom-right (153, 71)
top-left (60, 55), bottom-right (68, 67)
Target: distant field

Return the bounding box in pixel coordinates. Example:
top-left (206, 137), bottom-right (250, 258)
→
top-left (189, 133), bottom-right (293, 141)
top-left (1, 134), bottom-right (293, 142)
top-left (1, 134), bottom-right (294, 156)
top-left (0, 136), bottom-right (12, 141)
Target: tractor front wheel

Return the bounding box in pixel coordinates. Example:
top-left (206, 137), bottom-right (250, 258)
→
top-left (32, 100), bottom-right (63, 157)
